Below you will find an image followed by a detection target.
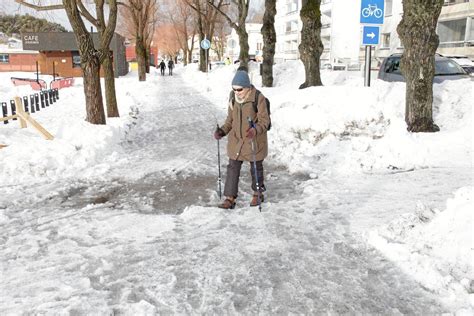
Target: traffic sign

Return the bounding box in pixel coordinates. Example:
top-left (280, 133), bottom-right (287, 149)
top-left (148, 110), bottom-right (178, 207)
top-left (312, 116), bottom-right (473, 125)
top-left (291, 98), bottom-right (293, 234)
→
top-left (362, 26), bottom-right (380, 45)
top-left (360, 0), bottom-right (384, 25)
top-left (200, 39), bottom-right (211, 50)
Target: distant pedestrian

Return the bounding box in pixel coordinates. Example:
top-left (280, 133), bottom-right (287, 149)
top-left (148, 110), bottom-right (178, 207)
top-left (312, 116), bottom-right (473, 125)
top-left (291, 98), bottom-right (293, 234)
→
top-left (159, 60), bottom-right (166, 76)
top-left (225, 57), bottom-right (231, 65)
top-left (213, 70), bottom-right (270, 209)
top-left (168, 60), bottom-right (174, 76)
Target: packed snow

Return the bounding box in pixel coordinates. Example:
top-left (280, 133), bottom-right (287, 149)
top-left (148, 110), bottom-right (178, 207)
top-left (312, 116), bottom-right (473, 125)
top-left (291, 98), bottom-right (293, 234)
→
top-left (0, 60), bottom-right (472, 314)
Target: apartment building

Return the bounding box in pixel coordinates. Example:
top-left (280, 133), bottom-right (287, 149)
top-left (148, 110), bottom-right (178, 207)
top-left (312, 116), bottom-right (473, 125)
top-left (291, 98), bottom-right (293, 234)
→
top-left (224, 23), bottom-right (264, 62)
top-left (377, 0), bottom-right (473, 60)
top-left (274, 0), bottom-right (474, 68)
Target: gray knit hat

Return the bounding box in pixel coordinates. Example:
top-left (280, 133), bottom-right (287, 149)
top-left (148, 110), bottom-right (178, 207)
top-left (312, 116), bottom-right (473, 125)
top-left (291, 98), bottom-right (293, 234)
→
top-left (231, 70), bottom-right (251, 88)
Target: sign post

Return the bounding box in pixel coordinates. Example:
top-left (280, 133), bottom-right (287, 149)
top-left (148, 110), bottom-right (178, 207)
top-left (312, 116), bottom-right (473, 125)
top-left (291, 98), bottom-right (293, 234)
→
top-left (200, 38), bottom-right (211, 73)
top-left (360, 0), bottom-right (384, 87)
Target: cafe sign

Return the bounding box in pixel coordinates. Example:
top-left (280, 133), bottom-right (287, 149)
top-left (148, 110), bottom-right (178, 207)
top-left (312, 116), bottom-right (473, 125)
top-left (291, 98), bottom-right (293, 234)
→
top-left (23, 35), bottom-right (39, 45)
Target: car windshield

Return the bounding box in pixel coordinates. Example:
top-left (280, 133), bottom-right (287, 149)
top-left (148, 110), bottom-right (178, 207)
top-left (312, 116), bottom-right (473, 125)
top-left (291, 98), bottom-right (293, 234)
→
top-left (383, 57), bottom-right (402, 74)
top-left (435, 59), bottom-right (466, 76)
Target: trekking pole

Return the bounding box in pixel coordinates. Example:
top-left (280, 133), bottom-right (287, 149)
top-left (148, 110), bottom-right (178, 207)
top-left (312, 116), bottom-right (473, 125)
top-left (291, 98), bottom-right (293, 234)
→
top-left (216, 124), bottom-right (222, 199)
top-left (247, 117), bottom-right (261, 212)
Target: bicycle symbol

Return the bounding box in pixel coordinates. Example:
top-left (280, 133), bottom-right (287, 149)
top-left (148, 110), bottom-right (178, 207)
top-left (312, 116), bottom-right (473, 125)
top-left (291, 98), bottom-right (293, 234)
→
top-left (361, 4), bottom-right (383, 19)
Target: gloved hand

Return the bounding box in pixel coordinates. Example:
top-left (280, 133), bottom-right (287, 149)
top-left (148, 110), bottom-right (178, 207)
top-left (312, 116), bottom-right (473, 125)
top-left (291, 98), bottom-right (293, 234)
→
top-left (246, 127), bottom-right (256, 139)
top-left (214, 127), bottom-right (225, 140)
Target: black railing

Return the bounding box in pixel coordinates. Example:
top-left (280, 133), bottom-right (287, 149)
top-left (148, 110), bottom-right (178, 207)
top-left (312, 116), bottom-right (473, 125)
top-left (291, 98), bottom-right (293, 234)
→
top-left (1, 88), bottom-right (59, 125)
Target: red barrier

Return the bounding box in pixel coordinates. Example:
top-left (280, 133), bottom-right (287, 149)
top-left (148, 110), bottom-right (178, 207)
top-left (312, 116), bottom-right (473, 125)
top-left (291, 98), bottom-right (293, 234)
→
top-left (11, 77), bottom-right (47, 91)
top-left (50, 77), bottom-right (75, 90)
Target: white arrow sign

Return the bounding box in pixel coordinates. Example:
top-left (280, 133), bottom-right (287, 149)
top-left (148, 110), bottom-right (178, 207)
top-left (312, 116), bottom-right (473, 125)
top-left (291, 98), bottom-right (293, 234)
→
top-left (367, 32), bottom-right (376, 39)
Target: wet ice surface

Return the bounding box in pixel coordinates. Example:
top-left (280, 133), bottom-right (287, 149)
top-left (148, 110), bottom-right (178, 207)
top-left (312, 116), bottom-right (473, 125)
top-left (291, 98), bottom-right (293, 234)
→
top-left (1, 73), bottom-right (469, 314)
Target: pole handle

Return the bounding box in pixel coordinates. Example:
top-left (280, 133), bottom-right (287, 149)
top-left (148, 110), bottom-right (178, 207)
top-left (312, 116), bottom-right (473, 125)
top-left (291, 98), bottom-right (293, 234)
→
top-left (247, 116), bottom-right (254, 129)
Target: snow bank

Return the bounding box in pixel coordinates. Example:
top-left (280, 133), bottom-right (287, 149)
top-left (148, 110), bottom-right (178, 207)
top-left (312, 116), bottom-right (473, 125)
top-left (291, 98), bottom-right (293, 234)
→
top-left (0, 71), bottom-right (153, 185)
top-left (369, 186), bottom-right (474, 312)
top-left (182, 60), bottom-right (473, 175)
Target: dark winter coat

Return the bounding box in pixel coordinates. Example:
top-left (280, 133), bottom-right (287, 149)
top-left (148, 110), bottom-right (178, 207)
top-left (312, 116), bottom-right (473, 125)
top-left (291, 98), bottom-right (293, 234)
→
top-left (221, 86), bottom-right (270, 162)
top-left (168, 60), bottom-right (174, 69)
top-left (159, 62), bottom-right (166, 69)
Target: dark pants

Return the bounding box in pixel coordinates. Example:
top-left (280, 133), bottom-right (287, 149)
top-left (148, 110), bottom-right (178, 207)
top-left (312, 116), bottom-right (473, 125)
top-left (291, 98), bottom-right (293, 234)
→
top-left (223, 159), bottom-right (265, 198)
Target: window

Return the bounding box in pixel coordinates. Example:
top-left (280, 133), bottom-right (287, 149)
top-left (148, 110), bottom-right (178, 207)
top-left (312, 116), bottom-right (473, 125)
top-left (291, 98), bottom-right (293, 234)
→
top-left (286, 0), bottom-right (298, 13)
top-left (385, 0), bottom-right (393, 16)
top-left (381, 33), bottom-right (391, 48)
top-left (0, 54), bottom-right (9, 63)
top-left (72, 51), bottom-right (81, 68)
top-left (468, 17), bottom-right (474, 41)
top-left (285, 20), bottom-right (298, 34)
top-left (438, 18), bottom-right (467, 43)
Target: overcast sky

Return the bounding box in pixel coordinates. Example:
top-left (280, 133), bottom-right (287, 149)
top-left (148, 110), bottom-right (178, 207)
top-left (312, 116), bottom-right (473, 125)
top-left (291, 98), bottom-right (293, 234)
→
top-left (1, 0), bottom-right (266, 34)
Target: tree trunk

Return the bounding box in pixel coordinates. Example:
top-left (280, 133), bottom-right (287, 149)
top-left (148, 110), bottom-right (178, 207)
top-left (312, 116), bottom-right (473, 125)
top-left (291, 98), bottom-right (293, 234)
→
top-left (82, 57), bottom-right (106, 124)
top-left (145, 47), bottom-right (150, 73)
top-left (136, 38), bottom-right (147, 81)
top-left (397, 0), bottom-right (442, 133)
top-left (237, 27), bottom-right (249, 69)
top-left (261, 0), bottom-right (277, 87)
top-left (63, 0), bottom-right (105, 125)
top-left (298, 0), bottom-right (323, 89)
top-left (103, 54), bottom-right (119, 117)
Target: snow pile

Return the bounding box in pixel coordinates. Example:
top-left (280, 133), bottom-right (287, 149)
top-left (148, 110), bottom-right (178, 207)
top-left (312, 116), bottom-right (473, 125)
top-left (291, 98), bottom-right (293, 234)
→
top-left (0, 71), bottom-right (154, 185)
top-left (369, 186), bottom-right (474, 312)
top-left (182, 60), bottom-right (473, 175)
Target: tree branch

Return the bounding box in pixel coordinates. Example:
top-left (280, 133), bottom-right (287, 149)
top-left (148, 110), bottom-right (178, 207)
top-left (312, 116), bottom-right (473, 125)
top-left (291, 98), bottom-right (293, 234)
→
top-left (14, 0), bottom-right (64, 11)
top-left (208, 1), bottom-right (237, 29)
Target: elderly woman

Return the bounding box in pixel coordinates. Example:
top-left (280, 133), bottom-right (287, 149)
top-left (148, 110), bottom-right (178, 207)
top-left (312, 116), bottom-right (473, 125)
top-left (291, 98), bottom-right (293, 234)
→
top-left (214, 70), bottom-right (270, 209)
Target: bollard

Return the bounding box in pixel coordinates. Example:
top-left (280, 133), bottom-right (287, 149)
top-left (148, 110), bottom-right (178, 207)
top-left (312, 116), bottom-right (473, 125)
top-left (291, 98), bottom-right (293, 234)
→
top-left (30, 95), bottom-right (35, 113)
top-left (55, 88), bottom-right (59, 100)
top-left (48, 89), bottom-right (53, 104)
top-left (44, 91), bottom-right (49, 107)
top-left (40, 92), bottom-right (45, 108)
top-left (51, 89), bottom-right (56, 103)
top-left (1, 102), bottom-right (8, 124)
top-left (23, 96), bottom-right (29, 113)
top-left (10, 100), bottom-right (17, 120)
top-left (35, 93), bottom-right (40, 111)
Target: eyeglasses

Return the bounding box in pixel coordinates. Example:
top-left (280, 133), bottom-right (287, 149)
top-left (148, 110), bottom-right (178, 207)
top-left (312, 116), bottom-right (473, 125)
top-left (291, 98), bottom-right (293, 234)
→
top-left (232, 87), bottom-right (244, 92)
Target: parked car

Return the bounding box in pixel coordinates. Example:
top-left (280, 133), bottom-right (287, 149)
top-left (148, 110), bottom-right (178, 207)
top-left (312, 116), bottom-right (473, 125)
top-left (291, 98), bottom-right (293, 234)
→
top-left (378, 53), bottom-right (470, 83)
top-left (441, 54), bottom-right (474, 76)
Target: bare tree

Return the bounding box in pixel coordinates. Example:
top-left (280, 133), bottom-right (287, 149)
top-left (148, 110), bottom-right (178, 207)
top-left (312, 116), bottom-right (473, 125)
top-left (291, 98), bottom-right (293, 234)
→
top-left (209, 0), bottom-right (250, 69)
top-left (184, 0), bottom-right (226, 72)
top-left (298, 0), bottom-right (323, 89)
top-left (261, 0), bottom-right (276, 87)
top-left (15, 0), bottom-right (118, 124)
top-left (162, 0), bottom-right (196, 66)
top-left (397, 0), bottom-right (443, 132)
top-left (155, 24), bottom-right (181, 60)
top-left (119, 0), bottom-right (158, 81)
top-left (77, 0), bottom-right (120, 118)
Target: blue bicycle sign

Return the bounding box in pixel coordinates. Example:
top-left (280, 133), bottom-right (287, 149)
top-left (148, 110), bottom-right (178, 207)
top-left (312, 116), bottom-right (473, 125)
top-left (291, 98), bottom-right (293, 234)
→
top-left (362, 4), bottom-right (382, 18)
top-left (360, 0), bottom-right (384, 25)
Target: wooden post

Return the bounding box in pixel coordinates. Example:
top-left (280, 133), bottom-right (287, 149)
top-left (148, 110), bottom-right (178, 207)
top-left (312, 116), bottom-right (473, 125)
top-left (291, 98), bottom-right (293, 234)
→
top-left (14, 96), bottom-right (54, 140)
top-left (14, 97), bottom-right (27, 129)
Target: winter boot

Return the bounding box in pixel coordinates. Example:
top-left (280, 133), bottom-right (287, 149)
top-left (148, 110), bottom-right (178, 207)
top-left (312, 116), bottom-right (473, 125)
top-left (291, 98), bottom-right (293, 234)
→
top-left (218, 197), bottom-right (236, 209)
top-left (250, 193), bottom-right (264, 207)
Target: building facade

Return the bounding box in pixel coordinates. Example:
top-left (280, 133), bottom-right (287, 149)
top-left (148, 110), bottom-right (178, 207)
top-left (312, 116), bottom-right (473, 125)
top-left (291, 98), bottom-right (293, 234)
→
top-left (274, 0), bottom-right (474, 68)
top-left (0, 48), bottom-right (38, 72)
top-left (224, 23), bottom-right (264, 62)
top-left (21, 32), bottom-right (128, 78)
